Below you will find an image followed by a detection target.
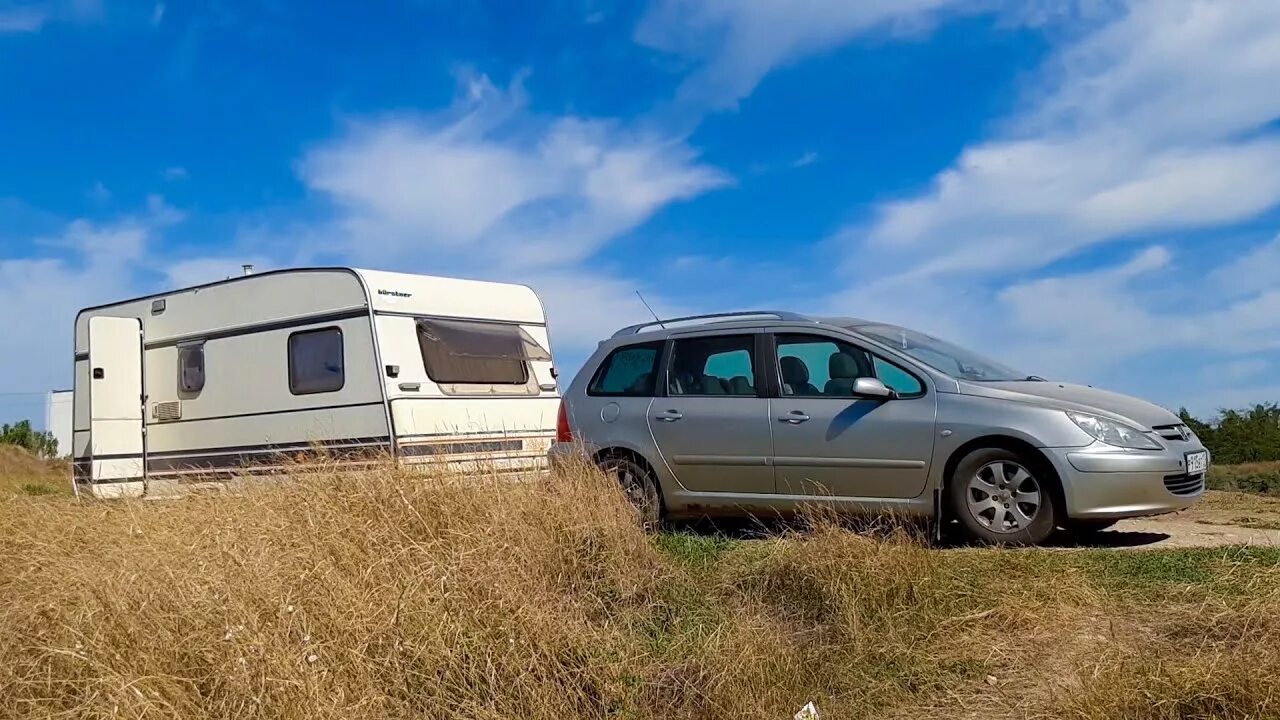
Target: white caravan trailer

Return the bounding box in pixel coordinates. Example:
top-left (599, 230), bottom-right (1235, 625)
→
top-left (72, 268), bottom-right (559, 497)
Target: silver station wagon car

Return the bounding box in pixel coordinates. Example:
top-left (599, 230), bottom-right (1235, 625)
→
top-left (551, 311), bottom-right (1209, 545)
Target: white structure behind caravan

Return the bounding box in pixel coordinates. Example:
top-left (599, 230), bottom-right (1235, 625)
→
top-left (44, 390), bottom-right (73, 458)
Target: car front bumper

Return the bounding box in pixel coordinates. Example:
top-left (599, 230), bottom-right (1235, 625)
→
top-left (1044, 441), bottom-right (1209, 520)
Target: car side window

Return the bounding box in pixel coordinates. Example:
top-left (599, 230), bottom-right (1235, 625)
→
top-left (668, 335), bottom-right (757, 396)
top-left (775, 334), bottom-right (874, 397)
top-left (873, 356), bottom-right (925, 397)
top-left (588, 342), bottom-right (663, 397)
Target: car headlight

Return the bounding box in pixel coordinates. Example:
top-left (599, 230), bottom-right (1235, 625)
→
top-left (1066, 411), bottom-right (1162, 450)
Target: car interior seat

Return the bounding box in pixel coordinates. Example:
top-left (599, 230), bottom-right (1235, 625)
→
top-left (779, 356), bottom-right (820, 396)
top-left (699, 374), bottom-right (729, 394)
top-left (825, 352), bottom-right (865, 396)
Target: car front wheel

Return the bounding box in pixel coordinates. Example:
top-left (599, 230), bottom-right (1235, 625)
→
top-left (948, 448), bottom-right (1059, 546)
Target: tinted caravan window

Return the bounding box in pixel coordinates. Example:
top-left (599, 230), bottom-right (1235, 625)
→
top-left (178, 344), bottom-right (205, 393)
top-left (417, 318), bottom-right (550, 385)
top-left (289, 328), bottom-right (345, 395)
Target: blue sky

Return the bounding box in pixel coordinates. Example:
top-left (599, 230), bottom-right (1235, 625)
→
top-left (3, 0), bottom-right (1279, 426)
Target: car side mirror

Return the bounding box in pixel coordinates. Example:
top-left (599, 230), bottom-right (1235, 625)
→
top-left (853, 377), bottom-right (897, 400)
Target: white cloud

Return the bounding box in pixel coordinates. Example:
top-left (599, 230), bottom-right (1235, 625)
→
top-left (791, 151), bottom-right (819, 168)
top-left (635, 0), bottom-right (974, 111)
top-left (0, 0), bottom-right (101, 33)
top-left (162, 166), bottom-right (187, 181)
top-left (0, 5), bottom-right (47, 32)
top-left (163, 256), bottom-right (273, 289)
top-left (301, 73), bottom-right (729, 274)
top-left (86, 180), bottom-right (111, 203)
top-left (1201, 358), bottom-right (1269, 384)
top-left (858, 0), bottom-right (1280, 273)
top-left (1209, 234), bottom-right (1280, 299)
top-left (297, 72), bottom-right (730, 356)
top-left (0, 198), bottom-right (281, 424)
top-left (824, 0), bottom-right (1280, 409)
top-left (150, 2), bottom-right (163, 27)
top-left (0, 216), bottom-right (152, 423)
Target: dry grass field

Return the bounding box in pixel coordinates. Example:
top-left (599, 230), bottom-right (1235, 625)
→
top-left (0, 445), bottom-right (69, 498)
top-left (1, 452), bottom-right (1279, 719)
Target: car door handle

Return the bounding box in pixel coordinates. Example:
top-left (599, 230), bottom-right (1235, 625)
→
top-left (778, 411), bottom-right (810, 424)
top-left (654, 410), bottom-right (684, 422)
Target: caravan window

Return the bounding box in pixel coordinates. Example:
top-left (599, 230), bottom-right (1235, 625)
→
top-left (288, 327), bottom-right (345, 395)
top-left (178, 344), bottom-right (205, 393)
top-left (417, 319), bottom-right (550, 385)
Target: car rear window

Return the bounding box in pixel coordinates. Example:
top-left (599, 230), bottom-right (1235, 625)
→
top-left (588, 342), bottom-right (663, 397)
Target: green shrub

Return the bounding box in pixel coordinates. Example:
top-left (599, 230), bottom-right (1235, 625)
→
top-left (1181, 404), bottom-right (1280, 465)
top-left (0, 420), bottom-right (58, 458)
top-left (1208, 462), bottom-right (1280, 496)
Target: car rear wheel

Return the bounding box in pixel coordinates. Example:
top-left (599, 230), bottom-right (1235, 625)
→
top-left (601, 456), bottom-right (662, 530)
top-left (948, 448), bottom-right (1059, 546)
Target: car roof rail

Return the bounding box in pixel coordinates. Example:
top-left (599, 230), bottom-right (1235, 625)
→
top-left (612, 310), bottom-right (817, 337)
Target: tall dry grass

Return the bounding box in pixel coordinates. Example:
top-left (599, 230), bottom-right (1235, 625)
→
top-left (2, 459), bottom-right (1279, 719)
top-left (0, 444), bottom-right (67, 497)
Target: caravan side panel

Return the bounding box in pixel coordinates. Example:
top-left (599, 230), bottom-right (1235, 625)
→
top-left (359, 269), bottom-right (559, 472)
top-left (73, 269), bottom-right (386, 488)
top-left (143, 312), bottom-right (388, 475)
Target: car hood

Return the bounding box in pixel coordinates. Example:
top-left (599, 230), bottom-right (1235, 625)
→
top-left (959, 380), bottom-right (1181, 429)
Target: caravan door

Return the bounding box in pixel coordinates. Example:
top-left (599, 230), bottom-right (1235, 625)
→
top-left (88, 316), bottom-right (145, 484)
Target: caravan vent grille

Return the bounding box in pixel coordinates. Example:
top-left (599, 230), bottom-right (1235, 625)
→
top-left (152, 401), bottom-right (182, 421)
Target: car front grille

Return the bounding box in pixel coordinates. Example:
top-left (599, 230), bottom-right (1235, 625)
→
top-left (1163, 472), bottom-right (1205, 496)
top-left (1153, 423), bottom-right (1193, 442)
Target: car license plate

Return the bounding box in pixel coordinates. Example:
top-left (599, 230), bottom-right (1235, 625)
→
top-left (1185, 451), bottom-right (1208, 476)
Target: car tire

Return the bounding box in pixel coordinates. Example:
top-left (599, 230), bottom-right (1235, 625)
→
top-left (1064, 518), bottom-right (1119, 534)
top-left (600, 456), bottom-right (663, 530)
top-left (948, 447), bottom-right (1059, 546)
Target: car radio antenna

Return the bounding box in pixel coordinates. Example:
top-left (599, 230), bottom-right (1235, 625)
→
top-left (635, 291), bottom-right (666, 328)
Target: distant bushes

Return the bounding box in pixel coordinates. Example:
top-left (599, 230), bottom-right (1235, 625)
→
top-left (1207, 462), bottom-right (1280, 496)
top-left (0, 420), bottom-right (57, 458)
top-left (1180, 403), bottom-right (1280, 465)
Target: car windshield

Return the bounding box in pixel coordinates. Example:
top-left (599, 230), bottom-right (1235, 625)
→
top-left (854, 324), bottom-right (1029, 382)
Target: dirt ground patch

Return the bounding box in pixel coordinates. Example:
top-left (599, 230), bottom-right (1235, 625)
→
top-left (1063, 491), bottom-right (1280, 549)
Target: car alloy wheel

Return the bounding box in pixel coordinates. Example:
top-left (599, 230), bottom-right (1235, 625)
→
top-left (965, 460), bottom-right (1042, 534)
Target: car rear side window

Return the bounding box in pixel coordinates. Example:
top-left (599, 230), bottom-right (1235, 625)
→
top-left (668, 335), bottom-right (758, 396)
top-left (588, 342), bottom-right (662, 396)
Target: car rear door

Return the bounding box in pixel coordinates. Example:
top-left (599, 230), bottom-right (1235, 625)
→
top-left (646, 331), bottom-right (774, 494)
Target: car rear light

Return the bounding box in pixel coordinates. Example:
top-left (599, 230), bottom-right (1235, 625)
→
top-left (556, 400), bottom-right (573, 443)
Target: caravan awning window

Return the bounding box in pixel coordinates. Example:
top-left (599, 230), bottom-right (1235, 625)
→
top-left (417, 319), bottom-right (550, 385)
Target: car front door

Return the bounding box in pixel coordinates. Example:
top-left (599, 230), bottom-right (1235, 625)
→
top-left (646, 332), bottom-right (774, 494)
top-left (769, 331), bottom-right (937, 499)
